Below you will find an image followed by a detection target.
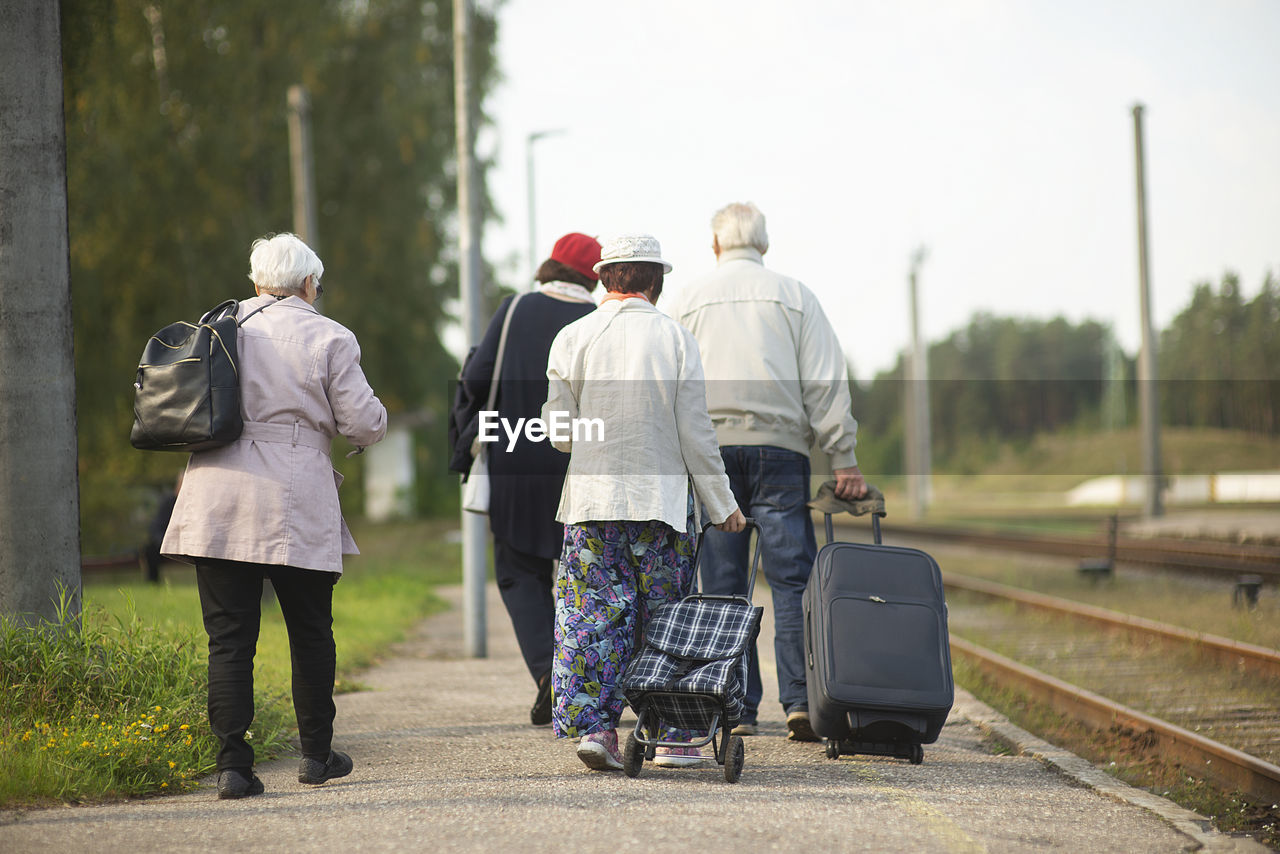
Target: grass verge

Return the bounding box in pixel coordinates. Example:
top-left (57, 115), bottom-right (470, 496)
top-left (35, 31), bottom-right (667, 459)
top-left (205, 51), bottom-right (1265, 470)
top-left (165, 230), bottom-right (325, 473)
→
top-left (0, 518), bottom-right (461, 807)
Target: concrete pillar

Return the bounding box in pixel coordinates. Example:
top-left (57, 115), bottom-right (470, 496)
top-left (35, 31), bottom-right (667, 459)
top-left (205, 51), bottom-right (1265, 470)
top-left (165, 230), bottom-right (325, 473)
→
top-left (0, 0), bottom-right (83, 624)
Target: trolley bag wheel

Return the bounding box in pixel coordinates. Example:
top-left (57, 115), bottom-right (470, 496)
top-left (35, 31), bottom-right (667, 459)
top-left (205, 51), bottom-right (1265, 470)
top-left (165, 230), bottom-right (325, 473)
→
top-left (623, 733), bottom-right (644, 778)
top-left (724, 736), bottom-right (745, 783)
top-left (909, 743), bottom-right (924, 765)
top-left (824, 739), bottom-right (840, 760)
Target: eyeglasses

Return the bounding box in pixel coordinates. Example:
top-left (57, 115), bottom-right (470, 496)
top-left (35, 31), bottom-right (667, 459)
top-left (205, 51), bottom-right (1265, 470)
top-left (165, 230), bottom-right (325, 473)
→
top-left (312, 275), bottom-right (324, 298)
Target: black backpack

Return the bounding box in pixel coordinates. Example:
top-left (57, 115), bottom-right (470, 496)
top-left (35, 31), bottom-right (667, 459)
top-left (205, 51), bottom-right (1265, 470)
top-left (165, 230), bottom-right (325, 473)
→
top-left (130, 299), bottom-right (267, 452)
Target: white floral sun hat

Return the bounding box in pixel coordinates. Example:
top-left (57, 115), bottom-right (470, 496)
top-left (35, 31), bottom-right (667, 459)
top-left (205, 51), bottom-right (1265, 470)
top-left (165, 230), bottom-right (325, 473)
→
top-left (593, 233), bottom-right (673, 274)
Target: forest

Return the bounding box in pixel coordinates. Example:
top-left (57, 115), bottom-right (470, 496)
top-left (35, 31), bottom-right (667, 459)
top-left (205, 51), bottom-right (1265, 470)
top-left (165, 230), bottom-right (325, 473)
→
top-left (61, 0), bottom-right (499, 549)
top-left (59, 2), bottom-right (1277, 553)
top-left (852, 270), bottom-right (1280, 477)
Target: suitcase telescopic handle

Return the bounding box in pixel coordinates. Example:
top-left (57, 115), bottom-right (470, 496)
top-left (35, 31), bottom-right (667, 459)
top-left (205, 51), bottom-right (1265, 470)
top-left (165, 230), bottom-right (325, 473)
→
top-left (694, 517), bottom-right (763, 601)
top-left (822, 510), bottom-right (884, 546)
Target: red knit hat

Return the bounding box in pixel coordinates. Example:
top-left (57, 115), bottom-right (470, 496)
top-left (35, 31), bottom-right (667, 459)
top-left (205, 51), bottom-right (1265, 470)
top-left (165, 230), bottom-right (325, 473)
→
top-left (550, 232), bottom-right (603, 282)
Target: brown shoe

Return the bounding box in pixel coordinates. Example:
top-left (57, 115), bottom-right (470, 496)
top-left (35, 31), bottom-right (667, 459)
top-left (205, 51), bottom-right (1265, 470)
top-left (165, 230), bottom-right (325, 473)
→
top-left (786, 709), bottom-right (819, 742)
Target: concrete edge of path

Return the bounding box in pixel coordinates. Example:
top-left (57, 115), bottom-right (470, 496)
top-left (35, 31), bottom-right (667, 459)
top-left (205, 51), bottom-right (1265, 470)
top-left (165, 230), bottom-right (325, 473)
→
top-left (952, 688), bottom-right (1267, 853)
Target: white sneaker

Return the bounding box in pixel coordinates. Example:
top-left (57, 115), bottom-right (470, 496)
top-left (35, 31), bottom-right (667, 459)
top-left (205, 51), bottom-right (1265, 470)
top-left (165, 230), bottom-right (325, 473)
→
top-left (653, 746), bottom-right (704, 768)
top-left (576, 730), bottom-right (623, 771)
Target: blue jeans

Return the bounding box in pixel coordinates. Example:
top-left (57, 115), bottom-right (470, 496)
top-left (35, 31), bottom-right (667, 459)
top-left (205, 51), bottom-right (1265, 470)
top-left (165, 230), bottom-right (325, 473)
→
top-left (699, 446), bottom-right (816, 720)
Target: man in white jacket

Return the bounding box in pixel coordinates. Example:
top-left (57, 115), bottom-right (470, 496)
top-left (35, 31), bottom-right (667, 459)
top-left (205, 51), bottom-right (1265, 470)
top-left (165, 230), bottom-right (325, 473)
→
top-left (674, 202), bottom-right (867, 742)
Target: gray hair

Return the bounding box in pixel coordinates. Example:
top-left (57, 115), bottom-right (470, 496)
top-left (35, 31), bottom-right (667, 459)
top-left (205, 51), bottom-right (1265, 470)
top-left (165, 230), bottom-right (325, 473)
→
top-left (711, 202), bottom-right (769, 254)
top-left (247, 232), bottom-right (323, 296)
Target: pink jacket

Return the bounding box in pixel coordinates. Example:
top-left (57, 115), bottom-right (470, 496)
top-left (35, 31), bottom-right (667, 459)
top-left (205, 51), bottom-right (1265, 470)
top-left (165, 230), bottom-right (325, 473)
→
top-left (162, 294), bottom-right (387, 573)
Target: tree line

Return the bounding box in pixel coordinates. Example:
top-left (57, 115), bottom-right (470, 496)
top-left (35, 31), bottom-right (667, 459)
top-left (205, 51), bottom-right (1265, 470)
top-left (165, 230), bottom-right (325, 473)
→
top-left (852, 270), bottom-right (1280, 476)
top-left (62, 0), bottom-right (498, 550)
top-left (58, 3), bottom-right (1276, 552)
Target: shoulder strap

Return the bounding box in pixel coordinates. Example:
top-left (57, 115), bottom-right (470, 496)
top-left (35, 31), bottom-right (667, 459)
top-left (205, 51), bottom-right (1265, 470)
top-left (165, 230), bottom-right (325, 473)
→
top-left (200, 299), bottom-right (239, 324)
top-left (484, 293), bottom-right (524, 411)
top-left (197, 298), bottom-right (269, 327)
top-left (238, 301), bottom-right (271, 326)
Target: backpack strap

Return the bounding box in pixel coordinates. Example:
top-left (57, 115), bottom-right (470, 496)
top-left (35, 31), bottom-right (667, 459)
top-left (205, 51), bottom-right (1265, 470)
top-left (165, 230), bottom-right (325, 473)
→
top-left (238, 302), bottom-right (271, 326)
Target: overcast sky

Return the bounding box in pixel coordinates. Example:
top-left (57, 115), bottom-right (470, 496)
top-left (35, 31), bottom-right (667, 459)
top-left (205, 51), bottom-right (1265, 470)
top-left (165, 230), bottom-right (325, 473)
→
top-left (477, 0), bottom-right (1280, 382)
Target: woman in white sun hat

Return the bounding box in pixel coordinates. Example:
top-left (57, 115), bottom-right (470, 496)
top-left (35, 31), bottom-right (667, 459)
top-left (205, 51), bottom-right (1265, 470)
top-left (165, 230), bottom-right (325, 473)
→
top-left (542, 233), bottom-right (745, 771)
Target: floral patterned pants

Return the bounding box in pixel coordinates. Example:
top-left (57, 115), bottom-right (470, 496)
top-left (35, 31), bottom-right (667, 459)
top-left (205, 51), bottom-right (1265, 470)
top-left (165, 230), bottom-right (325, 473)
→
top-left (552, 507), bottom-right (697, 739)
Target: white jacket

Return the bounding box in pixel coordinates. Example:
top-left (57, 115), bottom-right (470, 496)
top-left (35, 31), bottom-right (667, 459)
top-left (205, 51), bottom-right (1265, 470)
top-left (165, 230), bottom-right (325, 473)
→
top-left (673, 247), bottom-right (859, 469)
top-left (543, 297), bottom-right (737, 531)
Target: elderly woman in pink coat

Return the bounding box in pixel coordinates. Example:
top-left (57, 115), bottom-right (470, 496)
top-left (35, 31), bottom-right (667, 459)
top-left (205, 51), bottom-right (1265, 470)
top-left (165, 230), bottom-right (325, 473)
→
top-left (163, 233), bottom-right (387, 800)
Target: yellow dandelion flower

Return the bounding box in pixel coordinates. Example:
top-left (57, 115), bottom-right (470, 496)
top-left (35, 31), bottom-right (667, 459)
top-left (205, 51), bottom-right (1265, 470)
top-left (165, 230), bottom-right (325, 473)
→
top-left (168, 761), bottom-right (176, 769)
top-left (92, 714), bottom-right (99, 720)
top-left (81, 741), bottom-right (92, 747)
top-left (160, 782), bottom-right (168, 788)
top-left (179, 724), bottom-right (189, 731)
top-left (154, 706), bottom-right (162, 712)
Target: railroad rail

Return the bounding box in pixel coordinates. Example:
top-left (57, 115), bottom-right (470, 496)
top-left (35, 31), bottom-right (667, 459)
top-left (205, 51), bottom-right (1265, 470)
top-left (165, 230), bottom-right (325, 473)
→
top-left (951, 636), bottom-right (1280, 806)
top-left (899, 523), bottom-right (1280, 581)
top-left (944, 571), bottom-right (1280, 806)
top-left (944, 572), bottom-right (1280, 680)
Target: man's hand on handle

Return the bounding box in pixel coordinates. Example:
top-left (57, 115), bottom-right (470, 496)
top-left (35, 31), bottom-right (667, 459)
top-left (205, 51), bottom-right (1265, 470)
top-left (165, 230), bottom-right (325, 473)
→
top-left (716, 508), bottom-right (747, 533)
top-left (833, 466), bottom-right (868, 501)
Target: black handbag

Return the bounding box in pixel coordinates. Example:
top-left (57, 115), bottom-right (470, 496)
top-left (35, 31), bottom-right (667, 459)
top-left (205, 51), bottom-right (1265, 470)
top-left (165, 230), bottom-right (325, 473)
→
top-left (130, 299), bottom-right (267, 452)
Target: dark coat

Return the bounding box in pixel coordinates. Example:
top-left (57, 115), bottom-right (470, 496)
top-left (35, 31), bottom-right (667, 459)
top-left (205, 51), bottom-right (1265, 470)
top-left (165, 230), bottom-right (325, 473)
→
top-left (453, 292), bottom-right (595, 559)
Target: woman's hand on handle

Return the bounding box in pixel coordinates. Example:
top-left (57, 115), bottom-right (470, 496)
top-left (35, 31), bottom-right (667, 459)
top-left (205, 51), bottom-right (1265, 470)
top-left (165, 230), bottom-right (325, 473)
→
top-left (715, 508), bottom-right (747, 533)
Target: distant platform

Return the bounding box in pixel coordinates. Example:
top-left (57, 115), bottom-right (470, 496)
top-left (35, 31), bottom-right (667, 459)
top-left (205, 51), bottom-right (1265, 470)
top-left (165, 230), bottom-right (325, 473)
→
top-left (1124, 509), bottom-right (1280, 545)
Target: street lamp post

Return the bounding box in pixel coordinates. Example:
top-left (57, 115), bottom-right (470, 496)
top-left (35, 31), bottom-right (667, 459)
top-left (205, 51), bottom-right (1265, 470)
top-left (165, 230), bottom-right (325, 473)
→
top-left (906, 246), bottom-right (932, 519)
top-left (526, 129), bottom-right (564, 285)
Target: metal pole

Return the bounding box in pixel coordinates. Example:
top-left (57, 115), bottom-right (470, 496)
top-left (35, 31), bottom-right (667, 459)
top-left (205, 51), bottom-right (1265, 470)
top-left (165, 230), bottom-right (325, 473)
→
top-left (1132, 104), bottom-right (1163, 518)
top-left (906, 246), bottom-right (930, 519)
top-left (526, 129), bottom-right (563, 288)
top-left (287, 85), bottom-right (319, 249)
top-left (526, 134), bottom-right (537, 284)
top-left (0, 0), bottom-right (82, 624)
top-left (455, 0), bottom-right (487, 656)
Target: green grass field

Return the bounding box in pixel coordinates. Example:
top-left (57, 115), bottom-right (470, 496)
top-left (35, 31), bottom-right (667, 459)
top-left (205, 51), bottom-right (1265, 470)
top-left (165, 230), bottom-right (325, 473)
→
top-left (0, 518), bottom-right (461, 806)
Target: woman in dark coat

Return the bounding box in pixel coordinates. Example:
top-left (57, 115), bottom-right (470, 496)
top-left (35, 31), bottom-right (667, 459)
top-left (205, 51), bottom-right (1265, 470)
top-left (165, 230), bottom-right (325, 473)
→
top-left (455, 233), bottom-right (601, 724)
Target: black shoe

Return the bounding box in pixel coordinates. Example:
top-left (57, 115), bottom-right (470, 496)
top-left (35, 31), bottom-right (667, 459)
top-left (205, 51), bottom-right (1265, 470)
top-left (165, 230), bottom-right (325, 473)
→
top-left (217, 769), bottom-right (264, 800)
top-left (530, 671), bottom-right (553, 726)
top-left (298, 749), bottom-right (354, 785)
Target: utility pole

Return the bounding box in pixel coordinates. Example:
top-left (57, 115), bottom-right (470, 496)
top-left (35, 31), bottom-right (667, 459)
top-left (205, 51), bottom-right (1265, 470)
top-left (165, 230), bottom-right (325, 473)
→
top-left (905, 246), bottom-right (932, 519)
top-left (287, 85), bottom-right (319, 249)
top-left (455, 0), bottom-right (487, 657)
top-left (526, 129), bottom-right (563, 286)
top-left (0, 0), bottom-right (82, 624)
top-left (1132, 104), bottom-right (1163, 518)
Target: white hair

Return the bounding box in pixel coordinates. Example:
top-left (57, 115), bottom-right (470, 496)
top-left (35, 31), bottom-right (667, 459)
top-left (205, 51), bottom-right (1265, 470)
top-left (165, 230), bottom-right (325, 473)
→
top-left (247, 232), bottom-right (323, 296)
top-left (711, 202), bottom-right (769, 254)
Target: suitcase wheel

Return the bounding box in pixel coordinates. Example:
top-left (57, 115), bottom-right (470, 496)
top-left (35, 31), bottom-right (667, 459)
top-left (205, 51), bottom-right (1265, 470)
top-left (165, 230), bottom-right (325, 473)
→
top-left (824, 739), bottom-right (840, 760)
top-left (909, 744), bottom-right (923, 765)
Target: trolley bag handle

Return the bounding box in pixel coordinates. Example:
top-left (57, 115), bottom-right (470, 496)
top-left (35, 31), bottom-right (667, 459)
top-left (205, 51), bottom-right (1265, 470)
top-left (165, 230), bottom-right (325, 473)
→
top-left (691, 517), bottom-right (762, 602)
top-left (806, 481), bottom-right (887, 546)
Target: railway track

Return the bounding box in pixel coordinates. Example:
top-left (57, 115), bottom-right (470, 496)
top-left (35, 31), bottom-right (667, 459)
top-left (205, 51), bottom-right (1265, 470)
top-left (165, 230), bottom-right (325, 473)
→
top-left (900, 523), bottom-right (1280, 581)
top-left (944, 571), bottom-right (1280, 806)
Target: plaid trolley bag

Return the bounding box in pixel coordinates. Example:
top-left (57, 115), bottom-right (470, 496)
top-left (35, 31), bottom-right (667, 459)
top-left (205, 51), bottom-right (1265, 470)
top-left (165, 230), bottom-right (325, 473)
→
top-left (620, 520), bottom-right (763, 782)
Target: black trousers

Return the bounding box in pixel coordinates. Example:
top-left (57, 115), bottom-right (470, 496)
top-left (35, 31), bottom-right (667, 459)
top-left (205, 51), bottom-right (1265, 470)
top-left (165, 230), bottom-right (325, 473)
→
top-left (493, 539), bottom-right (555, 682)
top-left (195, 557), bottom-right (339, 772)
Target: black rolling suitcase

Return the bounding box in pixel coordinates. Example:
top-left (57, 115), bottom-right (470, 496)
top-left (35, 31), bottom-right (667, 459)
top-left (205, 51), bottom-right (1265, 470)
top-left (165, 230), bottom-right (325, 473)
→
top-left (802, 485), bottom-right (953, 764)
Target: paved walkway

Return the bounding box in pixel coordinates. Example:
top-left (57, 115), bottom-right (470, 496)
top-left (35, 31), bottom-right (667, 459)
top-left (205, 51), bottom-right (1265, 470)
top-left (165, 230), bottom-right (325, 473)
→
top-left (0, 584), bottom-right (1263, 853)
